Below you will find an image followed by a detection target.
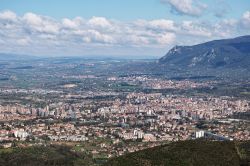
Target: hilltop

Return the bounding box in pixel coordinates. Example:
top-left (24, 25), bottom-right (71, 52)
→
top-left (159, 36), bottom-right (250, 69)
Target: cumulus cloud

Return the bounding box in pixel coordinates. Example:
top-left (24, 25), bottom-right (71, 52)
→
top-left (16, 37), bottom-right (31, 46)
top-left (23, 13), bottom-right (43, 26)
top-left (213, 19), bottom-right (238, 37)
top-left (180, 21), bottom-right (212, 37)
top-left (0, 10), bottom-right (249, 56)
top-left (88, 16), bottom-right (112, 29)
top-left (161, 0), bottom-right (207, 17)
top-left (157, 33), bottom-right (176, 44)
top-left (83, 29), bottom-right (115, 44)
top-left (23, 13), bottom-right (60, 34)
top-left (136, 19), bottom-right (176, 31)
top-left (62, 17), bottom-right (82, 29)
top-left (241, 11), bottom-right (250, 28)
top-left (0, 10), bottom-right (17, 21)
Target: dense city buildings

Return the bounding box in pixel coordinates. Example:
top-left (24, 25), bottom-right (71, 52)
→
top-left (0, 71), bottom-right (249, 158)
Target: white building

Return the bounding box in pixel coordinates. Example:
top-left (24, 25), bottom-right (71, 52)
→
top-left (195, 131), bottom-right (205, 138)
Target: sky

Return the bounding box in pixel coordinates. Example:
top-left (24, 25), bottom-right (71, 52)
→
top-left (0, 0), bottom-right (250, 57)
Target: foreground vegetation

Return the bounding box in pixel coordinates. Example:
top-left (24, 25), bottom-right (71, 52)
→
top-left (105, 140), bottom-right (250, 166)
top-left (0, 145), bottom-right (95, 166)
top-left (0, 140), bottom-right (249, 166)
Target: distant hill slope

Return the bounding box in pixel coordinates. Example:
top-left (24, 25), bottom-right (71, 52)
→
top-left (0, 141), bottom-right (249, 166)
top-left (105, 140), bottom-right (250, 166)
top-left (0, 145), bottom-right (95, 166)
top-left (159, 36), bottom-right (250, 69)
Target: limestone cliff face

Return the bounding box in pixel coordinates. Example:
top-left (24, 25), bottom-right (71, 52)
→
top-left (159, 35), bottom-right (250, 69)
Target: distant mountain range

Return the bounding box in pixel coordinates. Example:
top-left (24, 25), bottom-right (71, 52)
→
top-left (159, 35), bottom-right (250, 69)
top-left (0, 53), bottom-right (37, 61)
